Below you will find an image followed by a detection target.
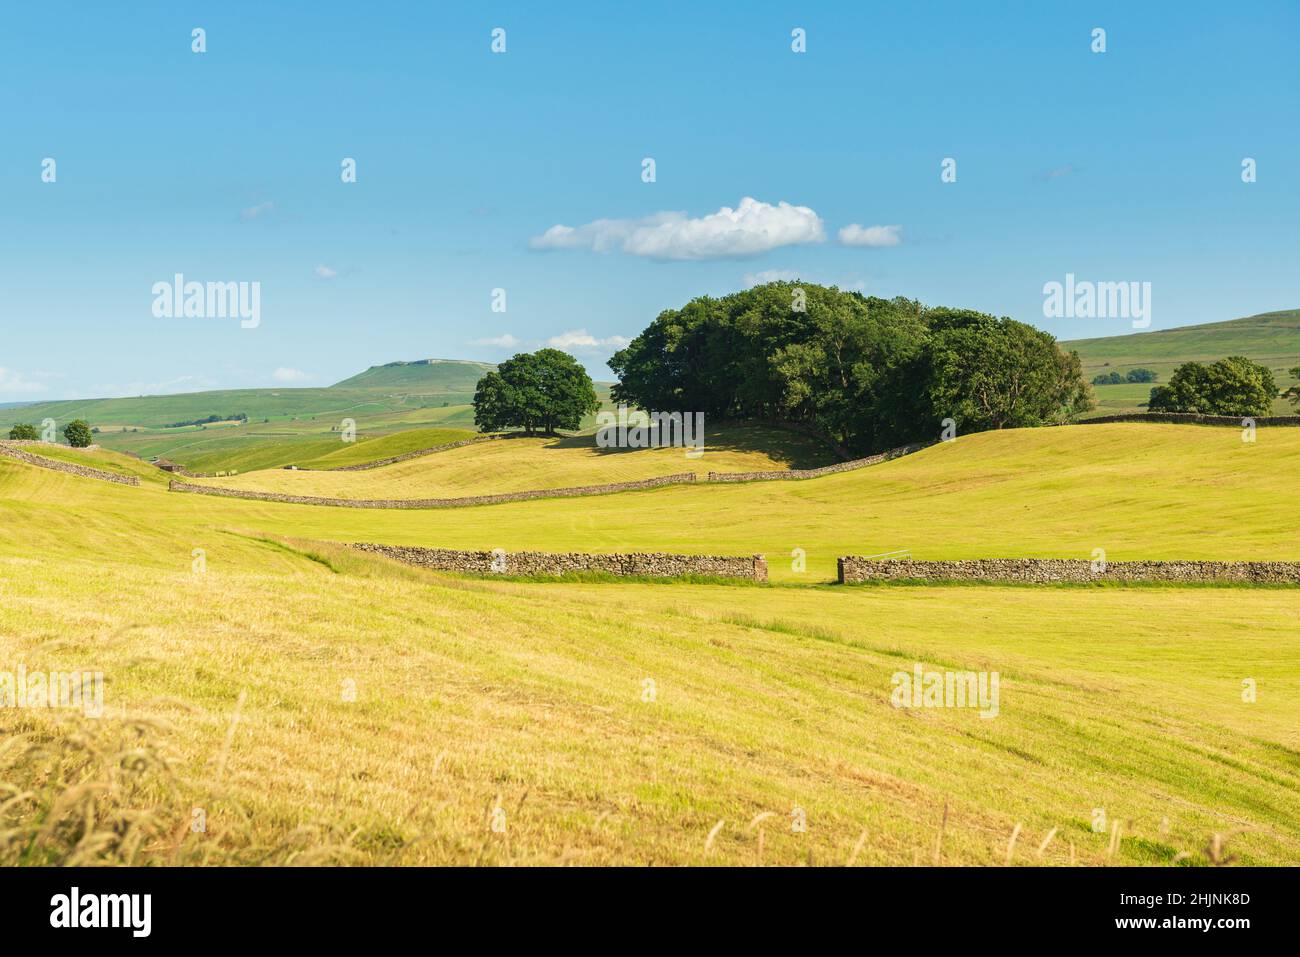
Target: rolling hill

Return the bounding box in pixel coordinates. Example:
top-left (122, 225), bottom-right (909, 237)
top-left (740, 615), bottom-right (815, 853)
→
top-left (191, 424), bottom-right (835, 498)
top-left (1064, 308), bottom-right (1300, 415)
top-left (331, 358), bottom-right (497, 391)
top-left (1, 421), bottom-right (1297, 865)
top-left (0, 356), bottom-right (619, 471)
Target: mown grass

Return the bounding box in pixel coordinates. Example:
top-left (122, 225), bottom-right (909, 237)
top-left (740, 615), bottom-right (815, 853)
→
top-left (1, 421), bottom-right (1297, 865)
top-left (190, 425), bottom-right (834, 499)
top-left (104, 422), bottom-right (1300, 583)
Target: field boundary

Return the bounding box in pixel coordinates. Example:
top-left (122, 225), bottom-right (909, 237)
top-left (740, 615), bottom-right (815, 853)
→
top-left (0, 442), bottom-right (140, 486)
top-left (838, 557), bottom-right (1300, 584)
top-left (351, 543), bottom-right (768, 581)
top-left (707, 440), bottom-right (936, 482)
top-left (167, 471), bottom-right (698, 508)
top-left (1078, 412), bottom-right (1300, 427)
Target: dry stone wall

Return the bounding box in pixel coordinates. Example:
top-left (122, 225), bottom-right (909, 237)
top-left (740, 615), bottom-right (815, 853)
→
top-left (1078, 412), bottom-right (1300, 427)
top-left (168, 471), bottom-right (698, 508)
top-left (352, 543), bottom-right (767, 581)
top-left (708, 441), bottom-right (935, 482)
top-left (0, 443), bottom-right (139, 486)
top-left (838, 557), bottom-right (1300, 584)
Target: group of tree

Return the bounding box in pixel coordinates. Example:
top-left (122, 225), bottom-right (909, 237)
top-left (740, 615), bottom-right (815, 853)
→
top-left (6, 419), bottom-right (93, 447)
top-left (605, 282), bottom-right (1094, 456)
top-left (165, 413), bottom-right (248, 429)
top-left (1092, 368), bottom-right (1157, 385)
top-left (1147, 357), bottom-right (1278, 416)
top-left (472, 348), bottom-right (599, 434)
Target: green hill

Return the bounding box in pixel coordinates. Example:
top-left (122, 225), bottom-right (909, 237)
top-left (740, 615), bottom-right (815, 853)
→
top-left (332, 358), bottom-right (497, 392)
top-left (1064, 308), bottom-right (1300, 415)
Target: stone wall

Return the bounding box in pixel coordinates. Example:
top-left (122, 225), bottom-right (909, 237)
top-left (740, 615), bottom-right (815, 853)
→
top-left (168, 471), bottom-right (698, 508)
top-left (0, 443), bottom-right (140, 486)
top-left (837, 557), bottom-right (1300, 584)
top-left (708, 441), bottom-right (935, 482)
top-left (1077, 412), bottom-right (1300, 427)
top-left (352, 543), bottom-right (767, 581)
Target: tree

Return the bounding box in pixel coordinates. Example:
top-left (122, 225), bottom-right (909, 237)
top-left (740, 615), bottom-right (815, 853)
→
top-left (1125, 368), bottom-right (1158, 383)
top-left (610, 283), bottom-right (1095, 454)
top-left (473, 349), bottom-right (599, 434)
top-left (610, 282), bottom-right (928, 453)
top-left (1148, 357), bottom-right (1276, 416)
top-left (1092, 371), bottom-right (1124, 385)
top-left (62, 419), bottom-right (93, 448)
top-left (1282, 366), bottom-right (1300, 409)
top-left (919, 311), bottom-right (1094, 432)
top-left (7, 423), bottom-right (39, 440)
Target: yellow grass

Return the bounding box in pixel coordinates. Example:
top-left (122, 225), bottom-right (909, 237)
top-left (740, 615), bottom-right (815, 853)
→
top-left (2, 422), bottom-right (1298, 865)
top-left (190, 431), bottom-right (817, 499)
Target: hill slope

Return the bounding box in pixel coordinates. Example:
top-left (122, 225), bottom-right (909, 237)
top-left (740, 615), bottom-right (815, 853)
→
top-left (331, 358), bottom-right (496, 391)
top-left (192, 424), bottom-right (835, 498)
top-left (0, 424), bottom-right (1297, 865)
top-left (1064, 308), bottom-right (1300, 415)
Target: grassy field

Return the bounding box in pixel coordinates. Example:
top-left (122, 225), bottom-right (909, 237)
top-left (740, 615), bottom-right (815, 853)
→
top-left (1065, 308), bottom-right (1300, 416)
top-left (2, 422), bottom-right (1297, 866)
top-left (153, 422), bottom-right (1300, 583)
top-left (192, 425), bottom-right (834, 497)
top-left (0, 357), bottom-right (621, 473)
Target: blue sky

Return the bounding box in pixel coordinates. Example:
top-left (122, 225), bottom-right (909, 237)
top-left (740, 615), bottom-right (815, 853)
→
top-left (1, 0), bottom-right (1297, 400)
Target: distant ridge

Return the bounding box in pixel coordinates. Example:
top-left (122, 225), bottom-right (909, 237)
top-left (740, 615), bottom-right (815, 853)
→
top-left (330, 358), bottom-right (496, 391)
top-left (1063, 308), bottom-right (1300, 379)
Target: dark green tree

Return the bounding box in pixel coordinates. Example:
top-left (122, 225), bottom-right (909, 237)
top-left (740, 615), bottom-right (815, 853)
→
top-left (62, 419), bottom-right (93, 448)
top-left (610, 282), bottom-right (928, 453)
top-left (473, 349), bottom-right (599, 434)
top-left (919, 310), bottom-right (1094, 433)
top-left (7, 423), bottom-right (39, 440)
top-left (1125, 368), bottom-right (1158, 383)
top-left (1283, 366), bottom-right (1300, 409)
top-left (1148, 357), bottom-right (1276, 416)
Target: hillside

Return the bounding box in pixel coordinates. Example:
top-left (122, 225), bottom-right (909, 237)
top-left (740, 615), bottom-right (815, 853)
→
top-left (192, 424), bottom-right (834, 498)
top-left (331, 358), bottom-right (497, 391)
top-left (0, 356), bottom-right (621, 471)
top-left (1064, 308), bottom-right (1300, 415)
top-left (1, 423), bottom-right (1297, 865)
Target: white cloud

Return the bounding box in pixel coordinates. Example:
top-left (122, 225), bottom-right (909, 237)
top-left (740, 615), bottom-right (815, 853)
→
top-left (546, 329), bottom-right (630, 352)
top-left (1039, 164), bottom-right (1077, 181)
top-left (470, 334), bottom-right (521, 348)
top-left (272, 367), bottom-right (311, 383)
top-left (531, 197), bottom-right (825, 261)
top-left (743, 269), bottom-right (802, 287)
top-left (313, 265), bottom-right (338, 279)
top-left (838, 224), bottom-right (902, 248)
top-left (240, 201), bottom-right (276, 221)
top-left (0, 368), bottom-right (48, 395)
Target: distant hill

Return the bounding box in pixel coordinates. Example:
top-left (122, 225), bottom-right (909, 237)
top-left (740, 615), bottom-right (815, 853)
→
top-left (0, 356), bottom-right (616, 471)
top-left (0, 359), bottom-right (500, 432)
top-left (332, 358), bottom-right (497, 392)
top-left (1063, 308), bottom-right (1300, 415)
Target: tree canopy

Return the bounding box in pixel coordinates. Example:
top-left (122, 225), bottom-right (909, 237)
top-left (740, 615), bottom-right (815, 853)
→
top-left (609, 282), bottom-right (1092, 455)
top-left (473, 348), bottom-right (599, 434)
top-left (62, 419), bottom-right (93, 448)
top-left (1147, 356), bottom-right (1277, 417)
top-left (7, 423), bottom-right (39, 441)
